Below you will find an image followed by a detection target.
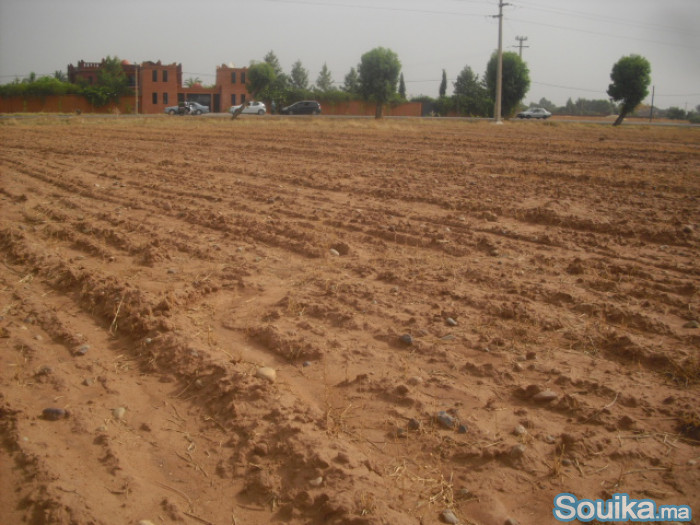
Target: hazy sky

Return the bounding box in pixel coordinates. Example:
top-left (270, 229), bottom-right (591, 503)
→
top-left (1, 0), bottom-right (699, 109)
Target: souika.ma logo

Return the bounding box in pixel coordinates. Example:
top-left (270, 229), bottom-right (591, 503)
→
top-left (553, 493), bottom-right (692, 522)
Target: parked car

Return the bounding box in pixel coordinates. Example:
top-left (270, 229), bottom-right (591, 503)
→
top-left (516, 107), bottom-right (551, 119)
top-left (281, 100), bottom-right (322, 115)
top-left (164, 102), bottom-right (210, 115)
top-left (229, 101), bottom-right (267, 115)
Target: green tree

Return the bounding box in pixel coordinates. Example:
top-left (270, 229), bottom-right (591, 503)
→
top-left (666, 107), bottom-right (686, 120)
top-left (54, 70), bottom-right (67, 82)
top-left (343, 67), bottom-right (360, 94)
top-left (185, 77), bottom-right (202, 87)
top-left (535, 97), bottom-right (556, 112)
top-left (439, 69), bottom-right (447, 98)
top-left (264, 51), bottom-right (283, 76)
top-left (231, 61), bottom-right (276, 119)
top-left (290, 60), bottom-right (309, 90)
top-left (398, 73), bottom-right (406, 100)
top-left (485, 51), bottom-right (530, 118)
top-left (452, 65), bottom-right (490, 116)
top-left (358, 47), bottom-right (401, 119)
top-left (607, 54), bottom-right (651, 126)
top-left (316, 63), bottom-right (333, 92)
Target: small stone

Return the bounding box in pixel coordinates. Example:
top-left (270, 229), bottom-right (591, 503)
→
top-left (167, 268), bottom-right (177, 274)
top-left (532, 390), bottom-right (558, 403)
top-left (544, 434), bottom-right (556, 444)
top-left (309, 476), bottom-right (323, 487)
top-left (513, 363), bottom-right (524, 372)
top-left (82, 377), bottom-right (95, 386)
top-left (687, 459), bottom-right (697, 466)
top-left (446, 317), bottom-right (458, 327)
top-left (440, 509), bottom-right (460, 524)
top-left (561, 458), bottom-right (572, 466)
top-left (435, 411), bottom-right (456, 429)
top-left (525, 351), bottom-right (537, 360)
top-left (303, 361), bottom-right (312, 367)
top-left (505, 518), bottom-right (521, 525)
top-left (329, 248), bottom-right (340, 257)
top-left (34, 334), bottom-right (43, 341)
top-left (74, 344), bottom-right (90, 356)
top-left (455, 488), bottom-right (472, 498)
top-left (42, 408), bottom-right (68, 421)
top-left (112, 407), bottom-right (126, 420)
top-left (683, 320), bottom-right (699, 329)
top-left (513, 425), bottom-right (527, 436)
top-left (510, 444), bottom-right (526, 458)
top-left (457, 424), bottom-right (468, 434)
top-left (399, 333), bottom-right (413, 346)
top-left (256, 366), bottom-right (277, 383)
top-left (194, 379), bottom-right (204, 388)
top-left (36, 365), bottom-right (53, 376)
top-left (138, 521), bottom-right (156, 525)
top-left (408, 418), bottom-right (421, 431)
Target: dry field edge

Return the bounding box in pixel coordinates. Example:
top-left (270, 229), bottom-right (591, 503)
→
top-left (0, 117), bottom-right (699, 525)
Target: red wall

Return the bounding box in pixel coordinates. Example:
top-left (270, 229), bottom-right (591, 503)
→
top-left (1, 95), bottom-right (423, 117)
top-left (319, 100), bottom-right (422, 117)
top-left (0, 94), bottom-right (133, 114)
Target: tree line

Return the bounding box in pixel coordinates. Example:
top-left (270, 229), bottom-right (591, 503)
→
top-left (2, 50), bottom-right (693, 124)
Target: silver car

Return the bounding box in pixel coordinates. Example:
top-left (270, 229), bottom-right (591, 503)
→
top-left (229, 101), bottom-right (266, 115)
top-left (517, 107), bottom-right (551, 119)
top-left (164, 101), bottom-right (210, 115)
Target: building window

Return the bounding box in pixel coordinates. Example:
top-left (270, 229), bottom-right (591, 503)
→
top-left (152, 92), bottom-right (158, 104)
top-left (162, 70), bottom-right (168, 82)
top-left (231, 72), bottom-right (236, 84)
top-left (241, 72), bottom-right (246, 84)
top-left (241, 94), bottom-right (246, 104)
top-left (231, 94), bottom-right (236, 105)
top-left (152, 70), bottom-right (157, 82)
top-left (163, 92), bottom-right (169, 104)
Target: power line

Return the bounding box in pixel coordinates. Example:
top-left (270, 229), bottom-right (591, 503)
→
top-left (262, 0), bottom-right (490, 18)
top-left (513, 0), bottom-right (696, 37)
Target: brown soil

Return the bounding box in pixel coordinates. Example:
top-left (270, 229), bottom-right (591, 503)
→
top-left (1, 116), bottom-right (698, 525)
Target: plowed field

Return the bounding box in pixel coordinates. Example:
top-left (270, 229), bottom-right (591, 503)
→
top-left (1, 116), bottom-right (699, 525)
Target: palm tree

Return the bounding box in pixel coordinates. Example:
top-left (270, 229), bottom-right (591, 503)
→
top-left (185, 77), bottom-right (202, 88)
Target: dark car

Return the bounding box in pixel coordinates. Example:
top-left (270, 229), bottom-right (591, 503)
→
top-left (281, 100), bottom-right (322, 115)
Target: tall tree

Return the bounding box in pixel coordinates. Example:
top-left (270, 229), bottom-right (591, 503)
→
top-left (398, 73), bottom-right (406, 100)
top-left (54, 70), bottom-right (67, 82)
top-left (606, 54), bottom-right (651, 126)
top-left (264, 51), bottom-right (283, 76)
top-left (358, 47), bottom-right (401, 119)
top-left (290, 60), bottom-right (309, 90)
top-left (452, 65), bottom-right (489, 116)
top-left (439, 69), bottom-right (447, 98)
top-left (485, 51), bottom-right (530, 118)
top-left (185, 77), bottom-right (202, 88)
top-left (316, 63), bottom-right (333, 92)
top-left (343, 67), bottom-right (360, 94)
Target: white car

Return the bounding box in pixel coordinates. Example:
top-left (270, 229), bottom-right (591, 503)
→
top-left (229, 101), bottom-right (266, 115)
top-left (517, 107), bottom-right (551, 119)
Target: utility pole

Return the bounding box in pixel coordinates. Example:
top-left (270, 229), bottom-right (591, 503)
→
top-left (649, 85), bottom-right (655, 122)
top-left (493, 0), bottom-right (510, 124)
top-left (514, 36), bottom-right (529, 59)
top-left (134, 62), bottom-right (139, 114)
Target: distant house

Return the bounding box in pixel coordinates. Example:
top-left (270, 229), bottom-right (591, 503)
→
top-left (67, 59), bottom-right (251, 113)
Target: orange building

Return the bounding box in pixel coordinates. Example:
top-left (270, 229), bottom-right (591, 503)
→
top-left (67, 59), bottom-right (250, 114)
